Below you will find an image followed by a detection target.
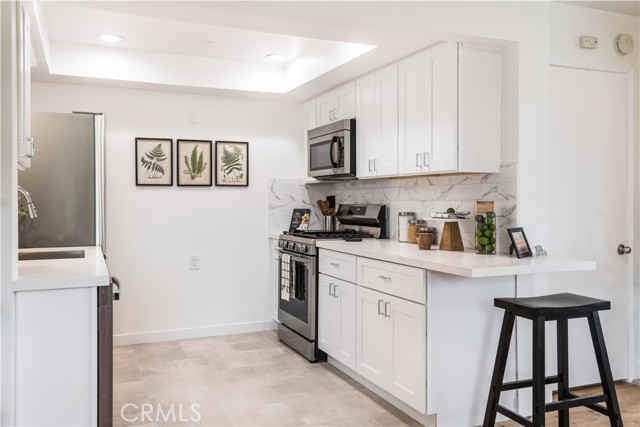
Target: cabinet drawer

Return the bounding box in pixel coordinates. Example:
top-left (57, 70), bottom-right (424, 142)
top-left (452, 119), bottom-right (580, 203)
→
top-left (319, 250), bottom-right (357, 283)
top-left (357, 258), bottom-right (426, 304)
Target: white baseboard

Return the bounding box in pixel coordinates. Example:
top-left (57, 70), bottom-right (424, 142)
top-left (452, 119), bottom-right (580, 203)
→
top-left (114, 319), bottom-right (277, 346)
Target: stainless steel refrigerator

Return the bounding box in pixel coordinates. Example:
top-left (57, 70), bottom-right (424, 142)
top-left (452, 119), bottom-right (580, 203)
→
top-left (18, 111), bottom-right (113, 427)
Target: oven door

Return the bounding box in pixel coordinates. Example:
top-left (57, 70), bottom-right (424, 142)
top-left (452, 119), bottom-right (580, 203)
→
top-left (308, 133), bottom-right (345, 178)
top-left (278, 251), bottom-right (316, 340)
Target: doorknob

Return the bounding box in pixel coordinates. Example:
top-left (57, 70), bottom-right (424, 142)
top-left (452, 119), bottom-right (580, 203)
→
top-left (617, 244), bottom-right (632, 255)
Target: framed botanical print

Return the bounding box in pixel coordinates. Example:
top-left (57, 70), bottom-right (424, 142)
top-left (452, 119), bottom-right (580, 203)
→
top-left (177, 139), bottom-right (212, 186)
top-left (135, 138), bottom-right (173, 186)
top-left (215, 141), bottom-right (249, 187)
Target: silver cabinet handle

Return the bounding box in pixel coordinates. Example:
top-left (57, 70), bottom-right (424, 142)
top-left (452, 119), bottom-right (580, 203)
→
top-left (329, 283), bottom-right (334, 296)
top-left (377, 299), bottom-right (384, 315)
top-left (416, 153), bottom-right (422, 168)
top-left (384, 301), bottom-right (391, 317)
top-left (27, 137), bottom-right (35, 158)
top-left (329, 109), bottom-right (334, 121)
top-left (333, 108), bottom-right (338, 120)
top-left (423, 152), bottom-right (430, 168)
top-left (368, 159), bottom-right (373, 172)
top-left (330, 262), bottom-right (340, 268)
top-left (374, 158), bottom-right (379, 172)
top-left (333, 284), bottom-right (339, 298)
top-left (378, 275), bottom-right (391, 280)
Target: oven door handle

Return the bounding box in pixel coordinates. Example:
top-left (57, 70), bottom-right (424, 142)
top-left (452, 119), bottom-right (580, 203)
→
top-left (329, 136), bottom-right (339, 168)
top-left (279, 251), bottom-right (313, 267)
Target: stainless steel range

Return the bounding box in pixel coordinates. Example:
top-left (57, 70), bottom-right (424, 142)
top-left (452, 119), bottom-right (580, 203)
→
top-left (277, 204), bottom-right (387, 361)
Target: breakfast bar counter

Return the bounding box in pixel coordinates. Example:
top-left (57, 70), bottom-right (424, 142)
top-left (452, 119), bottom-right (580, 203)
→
top-left (315, 239), bottom-right (595, 278)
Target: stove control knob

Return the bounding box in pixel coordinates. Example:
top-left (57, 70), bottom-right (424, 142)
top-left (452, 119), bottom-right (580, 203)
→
top-left (300, 244), bottom-right (308, 254)
top-left (278, 241), bottom-right (283, 248)
top-left (295, 243), bottom-right (303, 252)
top-left (285, 242), bottom-right (292, 250)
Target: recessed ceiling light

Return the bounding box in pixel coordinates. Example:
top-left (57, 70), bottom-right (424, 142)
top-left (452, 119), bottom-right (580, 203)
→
top-left (97, 34), bottom-right (124, 43)
top-left (266, 53), bottom-right (287, 62)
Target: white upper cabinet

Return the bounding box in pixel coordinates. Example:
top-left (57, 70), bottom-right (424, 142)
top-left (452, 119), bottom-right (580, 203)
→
top-left (17, 2), bottom-right (34, 169)
top-left (304, 98), bottom-right (317, 132)
top-left (356, 63), bottom-right (399, 178)
top-left (399, 41), bottom-right (501, 175)
top-left (316, 81), bottom-right (356, 127)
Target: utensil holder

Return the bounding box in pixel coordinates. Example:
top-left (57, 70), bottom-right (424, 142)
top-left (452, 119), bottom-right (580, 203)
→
top-left (323, 216), bottom-right (336, 232)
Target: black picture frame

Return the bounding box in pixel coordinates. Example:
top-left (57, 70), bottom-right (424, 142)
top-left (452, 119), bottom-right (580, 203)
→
top-left (135, 138), bottom-right (173, 186)
top-left (215, 141), bottom-right (249, 187)
top-left (177, 139), bottom-right (213, 187)
top-left (508, 227), bottom-right (533, 258)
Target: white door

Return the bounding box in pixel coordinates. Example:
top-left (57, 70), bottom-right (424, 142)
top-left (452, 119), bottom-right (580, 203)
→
top-left (398, 49), bottom-right (431, 174)
top-left (376, 63), bottom-right (399, 176)
top-left (335, 281), bottom-right (356, 370)
top-left (356, 286), bottom-right (390, 388)
top-left (389, 295), bottom-right (426, 413)
top-left (356, 72), bottom-right (377, 177)
top-left (548, 65), bottom-right (632, 384)
top-left (334, 81), bottom-right (356, 121)
top-left (317, 91), bottom-right (335, 126)
top-left (318, 274), bottom-right (338, 355)
top-left (430, 42), bottom-right (458, 172)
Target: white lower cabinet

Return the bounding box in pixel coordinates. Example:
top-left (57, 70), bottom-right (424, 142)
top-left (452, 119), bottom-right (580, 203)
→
top-left (356, 285), bottom-right (426, 413)
top-left (318, 274), bottom-right (357, 370)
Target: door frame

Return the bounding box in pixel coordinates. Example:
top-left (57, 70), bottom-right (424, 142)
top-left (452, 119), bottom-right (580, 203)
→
top-left (549, 60), bottom-right (636, 381)
top-left (549, 58), bottom-right (640, 381)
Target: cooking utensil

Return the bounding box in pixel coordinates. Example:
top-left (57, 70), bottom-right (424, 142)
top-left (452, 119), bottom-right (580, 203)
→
top-left (327, 195), bottom-right (336, 209)
top-left (316, 200), bottom-right (329, 215)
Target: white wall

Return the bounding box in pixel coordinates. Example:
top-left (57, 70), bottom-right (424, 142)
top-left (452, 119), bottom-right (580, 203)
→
top-left (31, 82), bottom-right (304, 344)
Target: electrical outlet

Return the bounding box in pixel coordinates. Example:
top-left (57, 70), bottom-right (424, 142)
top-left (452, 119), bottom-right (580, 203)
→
top-left (189, 255), bottom-right (200, 270)
top-left (579, 36), bottom-right (598, 49)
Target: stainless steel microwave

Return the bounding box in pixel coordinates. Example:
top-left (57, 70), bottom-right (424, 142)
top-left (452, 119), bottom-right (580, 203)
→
top-left (307, 119), bottom-right (356, 179)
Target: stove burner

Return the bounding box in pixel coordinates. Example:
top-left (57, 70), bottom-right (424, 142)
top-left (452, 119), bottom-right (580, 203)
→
top-left (284, 230), bottom-right (373, 240)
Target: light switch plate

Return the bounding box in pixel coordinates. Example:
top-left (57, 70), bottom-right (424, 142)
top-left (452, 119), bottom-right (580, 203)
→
top-left (580, 36), bottom-right (598, 49)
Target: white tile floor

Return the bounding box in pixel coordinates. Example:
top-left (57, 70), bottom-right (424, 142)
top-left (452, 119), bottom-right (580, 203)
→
top-left (114, 331), bottom-right (420, 426)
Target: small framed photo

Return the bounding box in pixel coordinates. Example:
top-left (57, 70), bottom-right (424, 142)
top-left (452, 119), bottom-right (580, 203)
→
top-left (136, 138), bottom-right (173, 186)
top-left (508, 227), bottom-right (533, 258)
top-left (215, 141), bottom-right (249, 187)
top-left (177, 139), bottom-right (212, 186)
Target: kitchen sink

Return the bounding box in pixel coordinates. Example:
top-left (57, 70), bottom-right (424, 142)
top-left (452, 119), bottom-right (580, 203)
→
top-left (18, 249), bottom-right (86, 261)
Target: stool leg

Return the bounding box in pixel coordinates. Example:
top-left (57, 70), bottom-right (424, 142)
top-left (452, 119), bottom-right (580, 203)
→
top-left (587, 311), bottom-right (623, 427)
top-left (532, 316), bottom-right (546, 427)
top-left (556, 318), bottom-right (569, 427)
top-left (483, 310), bottom-right (516, 427)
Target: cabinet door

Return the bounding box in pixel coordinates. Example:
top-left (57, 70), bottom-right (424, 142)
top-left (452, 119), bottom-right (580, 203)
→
top-left (318, 274), bottom-right (339, 356)
top-left (358, 64), bottom-right (399, 178)
top-left (334, 81), bottom-right (356, 121)
top-left (398, 49), bottom-right (431, 174)
top-left (356, 72), bottom-right (377, 177)
top-left (430, 42), bottom-right (458, 172)
top-left (317, 91), bottom-right (335, 126)
top-left (376, 64), bottom-right (399, 176)
top-left (304, 99), bottom-right (317, 131)
top-left (389, 295), bottom-right (426, 413)
top-left (356, 286), bottom-right (390, 388)
top-left (319, 275), bottom-right (356, 369)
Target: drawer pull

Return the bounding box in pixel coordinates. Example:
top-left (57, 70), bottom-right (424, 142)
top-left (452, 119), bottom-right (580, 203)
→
top-left (378, 275), bottom-right (392, 281)
top-left (377, 299), bottom-right (384, 315)
top-left (329, 283), bottom-right (335, 296)
top-left (384, 301), bottom-right (391, 318)
top-left (330, 262), bottom-right (340, 268)
top-left (333, 284), bottom-right (339, 298)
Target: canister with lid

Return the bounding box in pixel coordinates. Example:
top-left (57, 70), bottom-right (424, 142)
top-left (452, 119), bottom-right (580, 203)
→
top-left (408, 219), bottom-right (426, 244)
top-left (398, 212), bottom-right (415, 242)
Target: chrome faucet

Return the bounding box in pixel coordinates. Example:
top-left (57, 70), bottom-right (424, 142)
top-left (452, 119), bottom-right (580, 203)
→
top-left (17, 186), bottom-right (38, 218)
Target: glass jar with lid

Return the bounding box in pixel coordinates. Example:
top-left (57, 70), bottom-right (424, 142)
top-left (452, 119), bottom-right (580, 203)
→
top-left (408, 219), bottom-right (426, 244)
top-left (398, 212), bottom-right (415, 242)
top-left (475, 201), bottom-right (496, 254)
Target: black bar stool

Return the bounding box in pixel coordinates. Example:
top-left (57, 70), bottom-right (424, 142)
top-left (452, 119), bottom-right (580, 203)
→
top-left (483, 293), bottom-right (623, 427)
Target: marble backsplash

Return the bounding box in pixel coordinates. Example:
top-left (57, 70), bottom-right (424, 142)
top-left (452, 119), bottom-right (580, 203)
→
top-left (269, 163), bottom-right (517, 253)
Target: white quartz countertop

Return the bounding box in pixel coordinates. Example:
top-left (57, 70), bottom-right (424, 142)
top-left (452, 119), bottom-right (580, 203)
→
top-left (12, 246), bottom-right (110, 291)
top-left (315, 239), bottom-right (595, 278)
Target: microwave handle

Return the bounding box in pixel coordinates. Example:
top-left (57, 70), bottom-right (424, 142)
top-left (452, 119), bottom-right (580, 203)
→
top-left (329, 136), bottom-right (339, 168)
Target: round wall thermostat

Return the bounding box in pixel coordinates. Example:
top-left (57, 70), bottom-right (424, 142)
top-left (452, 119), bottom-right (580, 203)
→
top-left (615, 34), bottom-right (634, 56)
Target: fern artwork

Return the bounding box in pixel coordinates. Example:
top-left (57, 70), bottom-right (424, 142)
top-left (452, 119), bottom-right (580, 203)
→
top-left (135, 138), bottom-right (173, 186)
top-left (177, 140), bottom-right (212, 186)
top-left (215, 141), bottom-right (249, 187)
